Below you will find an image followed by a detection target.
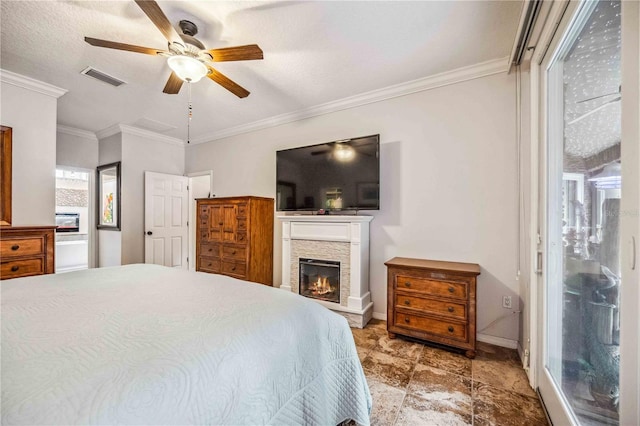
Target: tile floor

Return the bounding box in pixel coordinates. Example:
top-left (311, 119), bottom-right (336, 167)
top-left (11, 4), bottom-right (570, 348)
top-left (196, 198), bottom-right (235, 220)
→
top-left (352, 319), bottom-right (548, 426)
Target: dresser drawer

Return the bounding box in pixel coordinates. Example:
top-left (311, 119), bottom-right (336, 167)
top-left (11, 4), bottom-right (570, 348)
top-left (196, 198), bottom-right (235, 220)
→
top-left (200, 242), bottom-right (220, 258)
top-left (395, 294), bottom-right (467, 320)
top-left (237, 218), bottom-right (247, 231)
top-left (222, 244), bottom-right (246, 261)
top-left (394, 312), bottom-right (467, 341)
top-left (0, 238), bottom-right (43, 258)
top-left (222, 260), bottom-right (246, 278)
top-left (1, 258), bottom-right (44, 279)
top-left (199, 257), bottom-right (221, 273)
top-left (396, 275), bottom-right (468, 300)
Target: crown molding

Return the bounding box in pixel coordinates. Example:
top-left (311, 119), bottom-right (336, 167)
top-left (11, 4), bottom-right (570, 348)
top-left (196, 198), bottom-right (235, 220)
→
top-left (96, 124), bottom-right (185, 146)
top-left (57, 125), bottom-right (98, 142)
top-left (190, 56), bottom-right (509, 145)
top-left (0, 69), bottom-right (67, 98)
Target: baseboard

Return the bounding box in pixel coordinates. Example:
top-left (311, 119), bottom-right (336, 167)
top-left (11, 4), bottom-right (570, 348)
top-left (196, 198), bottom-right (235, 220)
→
top-left (372, 312), bottom-right (387, 321)
top-left (477, 333), bottom-right (519, 349)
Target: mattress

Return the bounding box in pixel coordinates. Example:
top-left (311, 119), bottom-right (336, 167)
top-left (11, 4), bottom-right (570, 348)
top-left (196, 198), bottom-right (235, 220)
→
top-left (1, 264), bottom-right (371, 425)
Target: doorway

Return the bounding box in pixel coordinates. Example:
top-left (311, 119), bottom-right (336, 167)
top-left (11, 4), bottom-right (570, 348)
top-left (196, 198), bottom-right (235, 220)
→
top-left (55, 167), bottom-right (95, 272)
top-left (534, 1), bottom-right (639, 424)
top-left (188, 171), bottom-right (212, 271)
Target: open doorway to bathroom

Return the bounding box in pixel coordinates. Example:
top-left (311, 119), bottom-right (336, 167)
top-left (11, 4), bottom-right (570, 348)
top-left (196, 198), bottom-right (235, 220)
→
top-left (55, 167), bottom-right (94, 272)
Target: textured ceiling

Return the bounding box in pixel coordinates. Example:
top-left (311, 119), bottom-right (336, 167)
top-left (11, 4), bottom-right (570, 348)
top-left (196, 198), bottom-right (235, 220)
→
top-left (1, 0), bottom-right (522, 142)
top-left (563, 0), bottom-right (620, 159)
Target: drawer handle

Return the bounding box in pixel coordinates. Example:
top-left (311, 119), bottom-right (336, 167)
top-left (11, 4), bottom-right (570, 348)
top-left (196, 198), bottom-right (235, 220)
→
top-left (404, 300), bottom-right (410, 306)
top-left (448, 326), bottom-right (454, 333)
top-left (11, 266), bottom-right (19, 272)
top-left (207, 263), bottom-right (212, 267)
top-left (404, 316), bottom-right (410, 324)
top-left (219, 222), bottom-right (223, 225)
top-left (239, 236), bottom-right (244, 241)
top-left (232, 266), bottom-right (237, 271)
top-left (208, 248), bottom-right (213, 252)
top-left (448, 287), bottom-right (455, 293)
top-left (11, 245), bottom-right (19, 251)
top-left (232, 250), bottom-right (236, 255)
top-left (404, 281), bottom-right (411, 287)
top-left (448, 306), bottom-right (454, 312)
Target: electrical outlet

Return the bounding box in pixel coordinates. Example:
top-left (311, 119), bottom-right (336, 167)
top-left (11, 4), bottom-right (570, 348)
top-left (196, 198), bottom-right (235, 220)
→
top-left (502, 296), bottom-right (512, 309)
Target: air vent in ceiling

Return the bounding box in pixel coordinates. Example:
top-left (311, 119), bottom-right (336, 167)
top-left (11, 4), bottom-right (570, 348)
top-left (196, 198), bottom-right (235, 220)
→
top-left (80, 67), bottom-right (126, 87)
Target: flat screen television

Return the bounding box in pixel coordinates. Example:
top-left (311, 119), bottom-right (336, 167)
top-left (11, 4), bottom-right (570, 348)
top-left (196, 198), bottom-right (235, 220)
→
top-left (276, 134), bottom-right (379, 211)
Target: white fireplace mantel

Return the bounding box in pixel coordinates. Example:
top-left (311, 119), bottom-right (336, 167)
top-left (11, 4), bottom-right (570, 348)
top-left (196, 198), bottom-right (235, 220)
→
top-left (278, 215), bottom-right (374, 327)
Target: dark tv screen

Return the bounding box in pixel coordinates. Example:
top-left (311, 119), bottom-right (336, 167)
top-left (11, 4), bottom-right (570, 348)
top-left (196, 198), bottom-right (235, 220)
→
top-left (276, 134), bottom-right (380, 211)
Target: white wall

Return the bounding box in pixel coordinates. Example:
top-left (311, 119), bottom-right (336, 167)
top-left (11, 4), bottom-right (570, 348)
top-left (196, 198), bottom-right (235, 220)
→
top-left (95, 131), bottom-right (185, 265)
top-left (121, 133), bottom-right (185, 265)
top-left (186, 72), bottom-right (521, 341)
top-left (98, 133), bottom-right (122, 267)
top-left (57, 130), bottom-right (98, 171)
top-left (98, 133), bottom-right (122, 165)
top-left (1, 82), bottom-right (58, 225)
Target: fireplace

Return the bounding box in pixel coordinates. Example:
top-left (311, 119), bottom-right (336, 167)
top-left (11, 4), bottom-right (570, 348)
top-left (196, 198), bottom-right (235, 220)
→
top-left (279, 215), bottom-right (373, 328)
top-left (299, 258), bottom-right (340, 303)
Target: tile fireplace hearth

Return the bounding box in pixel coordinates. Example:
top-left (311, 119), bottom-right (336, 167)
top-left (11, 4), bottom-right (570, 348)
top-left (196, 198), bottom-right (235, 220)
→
top-left (278, 215), bottom-right (374, 328)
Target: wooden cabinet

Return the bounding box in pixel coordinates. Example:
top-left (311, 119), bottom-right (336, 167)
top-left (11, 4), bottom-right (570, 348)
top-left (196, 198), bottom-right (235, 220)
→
top-left (0, 226), bottom-right (56, 280)
top-left (385, 257), bottom-right (480, 358)
top-left (196, 196), bottom-right (274, 285)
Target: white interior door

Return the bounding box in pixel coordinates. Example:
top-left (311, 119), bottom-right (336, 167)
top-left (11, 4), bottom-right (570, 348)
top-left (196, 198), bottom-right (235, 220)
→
top-left (144, 171), bottom-right (189, 268)
top-left (534, 1), bottom-right (640, 425)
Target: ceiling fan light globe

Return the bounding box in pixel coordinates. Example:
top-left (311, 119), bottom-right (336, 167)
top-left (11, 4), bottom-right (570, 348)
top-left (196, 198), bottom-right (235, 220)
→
top-left (334, 144), bottom-right (355, 162)
top-left (167, 55), bottom-right (208, 83)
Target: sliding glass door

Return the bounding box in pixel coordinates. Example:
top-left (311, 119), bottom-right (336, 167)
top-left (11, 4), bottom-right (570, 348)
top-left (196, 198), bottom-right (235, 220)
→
top-left (537, 1), bottom-right (639, 424)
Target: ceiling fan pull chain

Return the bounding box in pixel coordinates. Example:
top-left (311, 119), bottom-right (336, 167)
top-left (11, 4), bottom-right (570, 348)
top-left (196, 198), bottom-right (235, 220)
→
top-left (187, 81), bottom-right (193, 144)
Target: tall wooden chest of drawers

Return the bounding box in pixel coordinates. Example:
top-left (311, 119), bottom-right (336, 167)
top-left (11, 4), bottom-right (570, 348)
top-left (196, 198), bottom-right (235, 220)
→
top-left (196, 196), bottom-right (274, 285)
top-left (385, 257), bottom-right (481, 358)
top-left (0, 226), bottom-right (56, 280)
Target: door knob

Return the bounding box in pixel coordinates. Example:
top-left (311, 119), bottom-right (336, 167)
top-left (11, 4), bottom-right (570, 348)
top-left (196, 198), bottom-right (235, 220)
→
top-left (146, 231), bottom-right (153, 235)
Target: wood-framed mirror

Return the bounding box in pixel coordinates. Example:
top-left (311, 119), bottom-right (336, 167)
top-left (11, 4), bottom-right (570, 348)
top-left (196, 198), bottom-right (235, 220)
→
top-left (0, 125), bottom-right (12, 226)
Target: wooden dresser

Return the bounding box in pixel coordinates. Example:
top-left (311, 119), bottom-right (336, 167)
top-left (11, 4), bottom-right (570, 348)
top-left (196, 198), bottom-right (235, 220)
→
top-left (196, 196), bottom-right (274, 285)
top-left (0, 226), bottom-right (56, 280)
top-left (385, 257), bottom-right (481, 358)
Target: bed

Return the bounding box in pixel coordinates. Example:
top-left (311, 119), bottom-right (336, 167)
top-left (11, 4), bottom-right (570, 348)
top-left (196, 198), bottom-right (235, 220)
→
top-left (1, 264), bottom-right (372, 425)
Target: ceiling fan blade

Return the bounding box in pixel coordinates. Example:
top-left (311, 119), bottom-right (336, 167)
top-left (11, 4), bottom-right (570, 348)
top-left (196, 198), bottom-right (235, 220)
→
top-left (569, 97), bottom-right (620, 125)
top-left (207, 45), bottom-right (264, 62)
top-left (163, 72), bottom-right (184, 94)
top-left (84, 37), bottom-right (165, 55)
top-left (134, 0), bottom-right (182, 43)
top-left (206, 67), bottom-right (250, 98)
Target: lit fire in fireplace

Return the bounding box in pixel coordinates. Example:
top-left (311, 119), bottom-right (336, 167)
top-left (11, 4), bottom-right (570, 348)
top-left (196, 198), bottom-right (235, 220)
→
top-left (311, 276), bottom-right (334, 295)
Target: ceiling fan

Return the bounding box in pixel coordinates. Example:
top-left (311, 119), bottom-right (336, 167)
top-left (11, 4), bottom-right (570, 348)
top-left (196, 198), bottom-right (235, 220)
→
top-left (569, 85), bottom-right (621, 125)
top-left (84, 0), bottom-right (263, 98)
